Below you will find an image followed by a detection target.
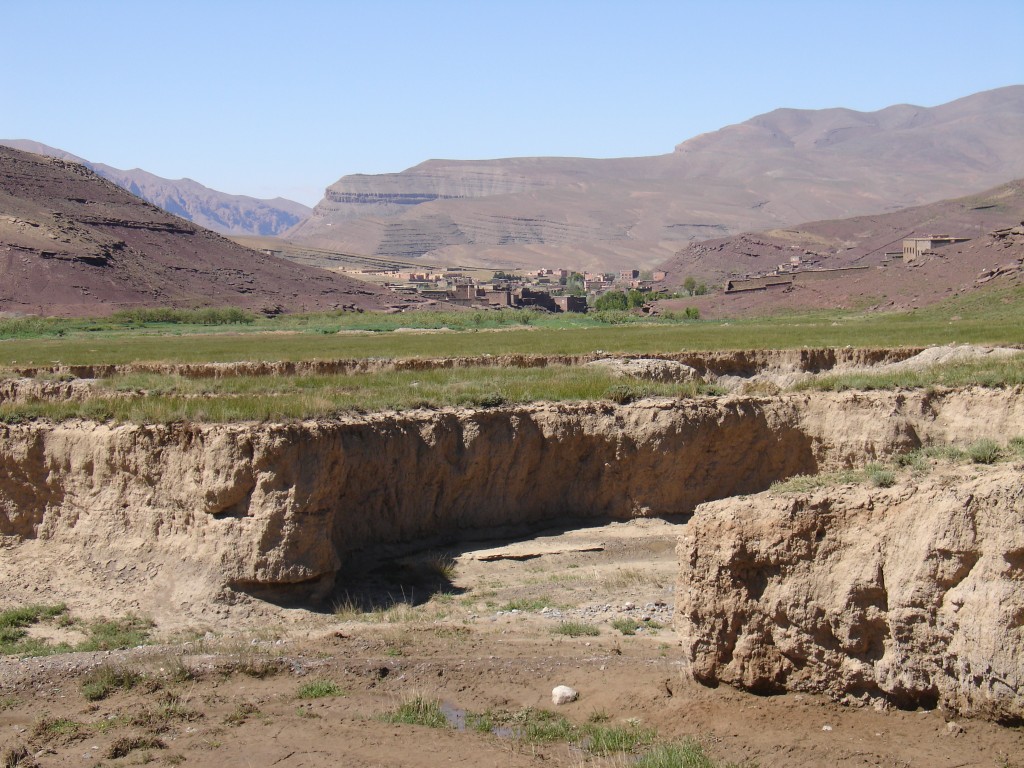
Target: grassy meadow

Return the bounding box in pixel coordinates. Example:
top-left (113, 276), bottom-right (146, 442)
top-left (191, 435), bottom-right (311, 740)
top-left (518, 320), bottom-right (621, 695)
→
top-left (0, 283), bottom-right (1020, 422)
top-left (0, 283), bottom-right (1021, 367)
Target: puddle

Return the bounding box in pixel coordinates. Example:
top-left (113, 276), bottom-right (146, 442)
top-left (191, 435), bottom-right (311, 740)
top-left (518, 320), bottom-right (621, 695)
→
top-left (439, 702), bottom-right (515, 737)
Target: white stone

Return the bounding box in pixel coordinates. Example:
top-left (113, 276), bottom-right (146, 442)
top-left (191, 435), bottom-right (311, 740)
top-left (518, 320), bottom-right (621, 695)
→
top-left (552, 685), bottom-right (578, 705)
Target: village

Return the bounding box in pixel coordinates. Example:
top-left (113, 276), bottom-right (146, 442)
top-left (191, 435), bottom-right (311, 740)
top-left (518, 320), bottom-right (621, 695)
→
top-left (356, 265), bottom-right (671, 312)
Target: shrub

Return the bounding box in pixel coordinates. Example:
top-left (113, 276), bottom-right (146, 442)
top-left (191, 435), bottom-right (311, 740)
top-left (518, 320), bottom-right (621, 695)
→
top-left (106, 736), bottom-right (166, 759)
top-left (593, 291), bottom-right (628, 311)
top-left (474, 392), bottom-right (507, 408)
top-left (605, 384), bottom-right (647, 405)
top-left (612, 618), bottom-right (640, 636)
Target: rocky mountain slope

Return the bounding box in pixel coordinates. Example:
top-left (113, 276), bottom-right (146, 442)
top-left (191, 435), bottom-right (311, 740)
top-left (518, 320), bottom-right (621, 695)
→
top-left (0, 146), bottom-right (409, 316)
top-left (655, 179), bottom-right (1024, 317)
top-left (0, 140), bottom-right (310, 237)
top-left (289, 86), bottom-right (1024, 270)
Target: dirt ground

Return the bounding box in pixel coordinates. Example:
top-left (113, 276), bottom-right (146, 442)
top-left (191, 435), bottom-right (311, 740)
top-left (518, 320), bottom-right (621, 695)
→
top-left (2, 518), bottom-right (1021, 768)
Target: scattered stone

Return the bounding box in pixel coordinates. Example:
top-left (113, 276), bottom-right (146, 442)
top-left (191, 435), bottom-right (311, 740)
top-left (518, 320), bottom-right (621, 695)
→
top-left (946, 721), bottom-right (964, 736)
top-left (552, 685), bottom-right (578, 705)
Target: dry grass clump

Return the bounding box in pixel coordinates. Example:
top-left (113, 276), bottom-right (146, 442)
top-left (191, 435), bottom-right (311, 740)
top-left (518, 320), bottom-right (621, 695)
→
top-left (106, 736), bottom-right (166, 759)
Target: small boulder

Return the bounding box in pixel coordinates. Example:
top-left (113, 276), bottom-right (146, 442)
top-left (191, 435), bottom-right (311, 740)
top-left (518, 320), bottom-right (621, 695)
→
top-left (551, 685), bottom-right (578, 705)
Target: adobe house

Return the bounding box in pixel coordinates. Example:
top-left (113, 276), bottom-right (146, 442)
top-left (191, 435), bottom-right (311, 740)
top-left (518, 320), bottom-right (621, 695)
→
top-left (553, 295), bottom-right (588, 313)
top-left (902, 235), bottom-right (970, 263)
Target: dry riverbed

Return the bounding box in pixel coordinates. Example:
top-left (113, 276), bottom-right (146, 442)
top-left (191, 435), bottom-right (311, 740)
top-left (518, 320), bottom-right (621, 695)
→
top-left (3, 517), bottom-right (1021, 768)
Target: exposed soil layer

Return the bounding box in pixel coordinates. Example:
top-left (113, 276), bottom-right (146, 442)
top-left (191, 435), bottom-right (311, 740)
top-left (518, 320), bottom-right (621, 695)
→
top-left (5, 346), bottom-right (928, 383)
top-left (679, 463), bottom-right (1024, 722)
top-left (1, 388), bottom-right (1022, 625)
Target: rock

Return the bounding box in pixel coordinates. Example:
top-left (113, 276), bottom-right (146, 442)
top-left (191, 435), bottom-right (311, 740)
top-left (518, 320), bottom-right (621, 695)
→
top-left (676, 464), bottom-right (1024, 722)
top-left (946, 721), bottom-right (965, 736)
top-left (552, 685), bottom-right (579, 705)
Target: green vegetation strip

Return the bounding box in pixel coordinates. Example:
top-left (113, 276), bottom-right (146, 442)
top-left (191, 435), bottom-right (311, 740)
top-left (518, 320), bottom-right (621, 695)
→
top-left (0, 284), bottom-right (1021, 366)
top-left (0, 367), bottom-right (716, 423)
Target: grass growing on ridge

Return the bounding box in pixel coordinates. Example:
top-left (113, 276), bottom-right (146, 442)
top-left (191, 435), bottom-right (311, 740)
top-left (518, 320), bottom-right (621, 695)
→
top-left (0, 366), bottom-right (718, 423)
top-left (798, 354), bottom-right (1024, 393)
top-left (771, 437), bottom-right (1024, 494)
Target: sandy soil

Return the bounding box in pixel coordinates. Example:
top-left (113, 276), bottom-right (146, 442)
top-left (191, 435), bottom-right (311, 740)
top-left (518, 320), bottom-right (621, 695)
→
top-left (2, 518), bottom-right (1021, 768)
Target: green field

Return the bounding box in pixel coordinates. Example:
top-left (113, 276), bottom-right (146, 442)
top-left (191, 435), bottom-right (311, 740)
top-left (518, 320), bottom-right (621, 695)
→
top-left (0, 284), bottom-right (1022, 367)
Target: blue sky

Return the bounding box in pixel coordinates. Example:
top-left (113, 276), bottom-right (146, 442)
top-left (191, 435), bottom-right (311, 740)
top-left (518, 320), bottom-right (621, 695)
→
top-left (3, 0), bottom-right (1022, 205)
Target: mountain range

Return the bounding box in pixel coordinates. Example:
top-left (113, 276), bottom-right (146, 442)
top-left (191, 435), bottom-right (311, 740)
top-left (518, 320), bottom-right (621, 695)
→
top-left (0, 146), bottom-right (410, 316)
top-left (287, 85), bottom-right (1024, 271)
top-left (0, 140), bottom-right (310, 238)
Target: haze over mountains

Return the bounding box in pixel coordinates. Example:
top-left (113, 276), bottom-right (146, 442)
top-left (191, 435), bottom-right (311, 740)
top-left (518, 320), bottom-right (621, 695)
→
top-left (289, 86), bottom-right (1024, 271)
top-left (0, 140), bottom-right (310, 238)
top-left (0, 146), bottom-right (407, 316)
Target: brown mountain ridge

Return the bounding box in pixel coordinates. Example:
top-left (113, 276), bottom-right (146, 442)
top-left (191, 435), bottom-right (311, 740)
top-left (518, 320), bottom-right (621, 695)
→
top-left (289, 86), bottom-right (1024, 272)
top-left (0, 146), bottom-right (409, 317)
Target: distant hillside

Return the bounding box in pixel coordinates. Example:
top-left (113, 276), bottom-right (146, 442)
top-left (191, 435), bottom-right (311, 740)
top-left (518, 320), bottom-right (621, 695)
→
top-left (0, 146), bottom-right (411, 317)
top-left (0, 140), bottom-right (310, 237)
top-left (656, 179), bottom-right (1024, 317)
top-left (289, 86), bottom-right (1024, 271)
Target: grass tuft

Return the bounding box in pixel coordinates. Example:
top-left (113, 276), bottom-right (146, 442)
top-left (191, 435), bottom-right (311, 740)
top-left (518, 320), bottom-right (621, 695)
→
top-left (553, 621), bottom-right (600, 637)
top-left (80, 664), bottom-right (143, 701)
top-left (635, 738), bottom-right (748, 767)
top-left (297, 680), bottom-right (345, 700)
top-left (967, 438), bottom-right (1002, 464)
top-left (106, 736), bottom-right (166, 759)
top-left (378, 695), bottom-right (449, 728)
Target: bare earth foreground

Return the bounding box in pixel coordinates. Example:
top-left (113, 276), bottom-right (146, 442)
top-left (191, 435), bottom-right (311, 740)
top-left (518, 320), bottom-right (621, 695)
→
top-left (1, 514), bottom-right (1022, 768)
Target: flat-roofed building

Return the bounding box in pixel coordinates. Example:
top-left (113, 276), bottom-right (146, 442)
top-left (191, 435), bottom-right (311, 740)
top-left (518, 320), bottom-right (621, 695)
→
top-left (902, 235), bottom-right (970, 263)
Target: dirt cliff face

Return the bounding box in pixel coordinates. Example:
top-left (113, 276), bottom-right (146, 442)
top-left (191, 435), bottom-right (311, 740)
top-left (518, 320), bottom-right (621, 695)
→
top-left (676, 464), bottom-right (1024, 722)
top-left (1, 388), bottom-right (1022, 628)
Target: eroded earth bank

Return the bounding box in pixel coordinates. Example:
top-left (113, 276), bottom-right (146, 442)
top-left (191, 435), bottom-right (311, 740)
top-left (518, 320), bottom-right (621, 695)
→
top-left (2, 383), bottom-right (1024, 766)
